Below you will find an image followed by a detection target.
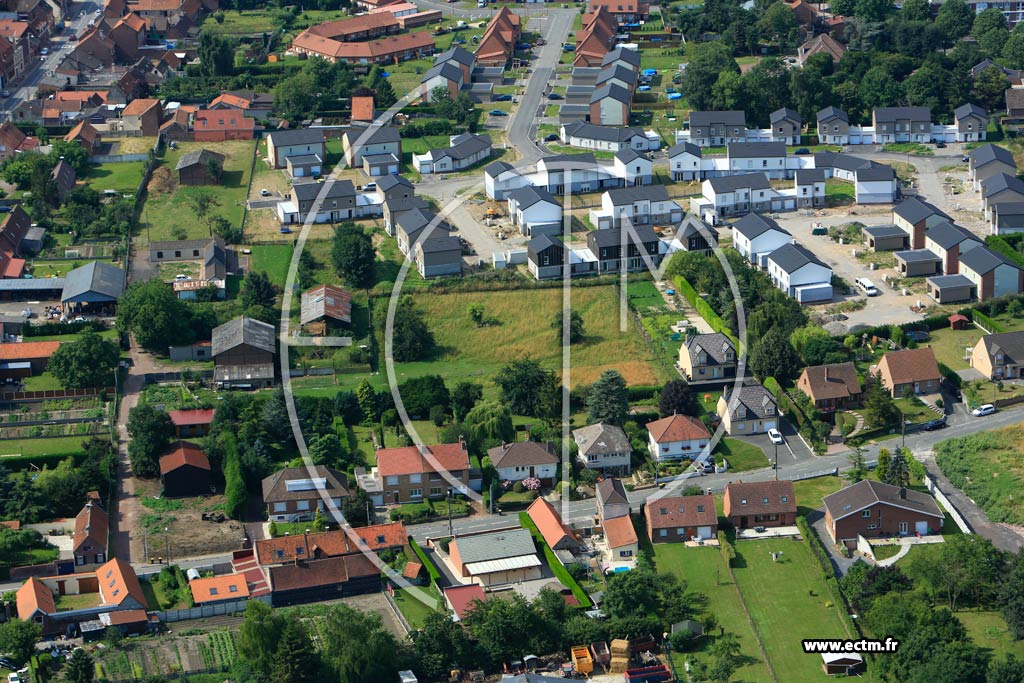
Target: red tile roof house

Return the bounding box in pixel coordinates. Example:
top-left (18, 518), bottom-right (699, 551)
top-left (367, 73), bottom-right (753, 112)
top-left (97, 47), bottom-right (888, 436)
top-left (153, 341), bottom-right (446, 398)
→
top-left (192, 110), bottom-right (256, 142)
top-left (645, 413), bottom-right (711, 461)
top-left (189, 573), bottom-right (249, 605)
top-left (724, 480), bottom-right (797, 530)
top-left (168, 408), bottom-right (215, 438)
top-left (209, 91), bottom-right (275, 120)
top-left (120, 97), bottom-right (162, 136)
top-left (526, 497), bottom-right (579, 551)
top-left (0, 205), bottom-right (32, 278)
top-left (158, 441), bottom-right (211, 497)
top-left (602, 513), bottom-right (638, 561)
top-left (795, 361), bottom-right (863, 413)
top-left (374, 441), bottom-right (470, 504)
top-left (877, 347), bottom-right (941, 398)
top-left (444, 583), bottom-right (485, 621)
top-left (822, 479), bottom-right (944, 546)
top-left (254, 522), bottom-right (407, 566)
top-left (0, 341), bottom-right (61, 378)
top-left (73, 492), bottom-right (109, 569)
top-left (64, 121), bottom-right (102, 155)
top-left (645, 493), bottom-right (717, 544)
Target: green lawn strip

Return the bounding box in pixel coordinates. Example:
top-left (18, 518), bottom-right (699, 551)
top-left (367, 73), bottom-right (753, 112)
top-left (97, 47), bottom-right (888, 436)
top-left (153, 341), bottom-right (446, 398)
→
top-left (957, 611), bottom-right (1024, 659)
top-left (392, 585), bottom-right (443, 629)
top-left (251, 243), bottom-right (294, 289)
top-left (791, 475), bottom-right (844, 518)
top-left (925, 326), bottom-right (985, 371)
top-left (21, 372), bottom-right (65, 391)
top-left (718, 438), bottom-right (769, 472)
top-left (409, 537), bottom-right (442, 584)
top-left (880, 143), bottom-right (934, 156)
top-left (869, 543), bottom-right (902, 561)
top-left (892, 396), bottom-right (936, 424)
top-left (520, 511), bottom-right (591, 607)
top-left (654, 544), bottom-right (774, 683)
top-left (825, 179), bottom-right (855, 201)
top-left (83, 161), bottom-right (148, 194)
top-left (732, 538), bottom-right (855, 681)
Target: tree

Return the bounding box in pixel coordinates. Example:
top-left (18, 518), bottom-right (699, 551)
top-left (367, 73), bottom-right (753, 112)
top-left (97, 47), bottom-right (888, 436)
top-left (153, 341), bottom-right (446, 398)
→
top-left (974, 8), bottom-right (1009, 56)
top-left (680, 42), bottom-right (740, 111)
top-left (271, 616), bottom-right (320, 683)
top-left (184, 189), bottom-right (220, 226)
top-left (854, 0), bottom-right (889, 21)
top-left (64, 646), bottom-right (94, 683)
top-left (48, 329), bottom-right (120, 388)
top-left (332, 224), bottom-right (375, 288)
top-left (494, 358), bottom-right (558, 417)
top-left (863, 371), bottom-right (901, 429)
top-left (397, 375), bottom-right (450, 419)
top-left (830, 0), bottom-right (854, 15)
top-left (356, 379), bottom-right (378, 423)
top-left (462, 593), bottom-right (548, 666)
top-left (241, 270), bottom-right (276, 309)
top-left (876, 447), bottom-right (891, 483)
top-left (464, 401), bottom-right (514, 452)
top-left (551, 309), bottom-right (584, 344)
top-left (450, 381), bottom-right (483, 422)
top-left (364, 65), bottom-right (396, 109)
top-left (197, 32), bottom-right (234, 76)
top-left (117, 279), bottom-right (196, 353)
top-left (0, 619), bottom-right (41, 666)
top-left (659, 379), bottom-right (697, 417)
top-left (412, 613), bottom-right (483, 680)
top-left (886, 447), bottom-right (911, 488)
top-left (936, 0), bottom-right (975, 44)
top-left (973, 65), bottom-right (1011, 110)
top-left (757, 2), bottom-right (798, 44)
top-left (468, 303), bottom-right (485, 327)
top-left (587, 370), bottom-right (629, 425)
top-left (274, 71), bottom-right (318, 122)
top-left (391, 296), bottom-right (435, 362)
top-left (749, 326), bottom-right (801, 381)
top-left (846, 446), bottom-right (868, 483)
top-left (127, 404), bottom-right (175, 478)
top-left (320, 604), bottom-right (410, 683)
top-left (901, 0), bottom-right (930, 20)
top-left (209, 215), bottom-right (243, 244)
top-left (908, 535), bottom-right (1002, 612)
top-left (48, 140), bottom-right (91, 175)
top-left (988, 654), bottom-right (1024, 683)
top-left (238, 600), bottom-right (283, 678)
top-left (342, 487), bottom-right (374, 527)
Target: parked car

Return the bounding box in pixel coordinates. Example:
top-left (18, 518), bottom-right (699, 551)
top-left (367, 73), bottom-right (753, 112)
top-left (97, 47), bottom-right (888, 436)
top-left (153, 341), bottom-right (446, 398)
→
top-left (961, 155), bottom-right (970, 162)
top-left (972, 404), bottom-right (996, 417)
top-left (363, 182), bottom-right (377, 192)
top-left (563, 44), bottom-right (575, 51)
top-left (279, 226), bottom-right (292, 234)
top-left (922, 418), bottom-right (947, 431)
top-left (494, 94), bottom-right (512, 101)
top-left (260, 188), bottom-right (270, 196)
top-left (936, 141), bottom-right (946, 148)
top-left (794, 147), bottom-right (810, 155)
top-left (767, 428), bottom-right (784, 445)
top-left (547, 92), bottom-right (563, 100)
top-left (489, 109), bottom-right (508, 116)
top-left (544, 133), bottom-right (559, 142)
top-left (174, 274), bottom-right (191, 281)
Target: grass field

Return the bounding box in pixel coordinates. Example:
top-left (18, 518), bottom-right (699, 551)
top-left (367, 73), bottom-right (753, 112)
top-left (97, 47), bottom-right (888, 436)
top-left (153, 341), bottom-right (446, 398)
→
top-left (22, 372), bottom-right (64, 391)
top-left (719, 437), bottom-right (768, 472)
top-left (934, 425), bottom-right (1024, 524)
top-left (733, 539), bottom-right (859, 681)
top-left (250, 243), bottom-right (294, 289)
top-left (83, 160), bottom-right (147, 194)
top-left (654, 545), bottom-right (773, 683)
top-left (825, 179), bottom-right (855, 204)
top-left (139, 140), bottom-right (257, 243)
top-left (925, 326), bottom-right (984, 370)
top-left (892, 396), bottom-right (936, 424)
top-left (792, 475), bottom-right (844, 516)
top-left (0, 436), bottom-right (98, 458)
top-left (958, 611), bottom-right (1024, 659)
top-left (392, 585), bottom-right (442, 629)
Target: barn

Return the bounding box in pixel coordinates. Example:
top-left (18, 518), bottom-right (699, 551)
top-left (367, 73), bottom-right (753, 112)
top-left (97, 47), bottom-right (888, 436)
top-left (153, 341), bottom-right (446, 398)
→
top-left (211, 316), bottom-right (277, 389)
top-left (175, 149), bottom-right (226, 186)
top-left (61, 261), bottom-right (125, 313)
top-left (159, 442), bottom-right (212, 497)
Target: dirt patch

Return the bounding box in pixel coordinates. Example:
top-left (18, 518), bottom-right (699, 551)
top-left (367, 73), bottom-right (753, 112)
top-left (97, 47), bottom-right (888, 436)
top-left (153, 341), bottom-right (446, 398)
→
top-left (116, 137), bottom-right (159, 154)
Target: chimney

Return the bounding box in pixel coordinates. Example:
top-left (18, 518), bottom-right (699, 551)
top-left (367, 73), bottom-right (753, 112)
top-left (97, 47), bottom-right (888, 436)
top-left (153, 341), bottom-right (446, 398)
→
top-left (899, 487), bottom-right (907, 499)
top-left (824, 365), bottom-right (829, 381)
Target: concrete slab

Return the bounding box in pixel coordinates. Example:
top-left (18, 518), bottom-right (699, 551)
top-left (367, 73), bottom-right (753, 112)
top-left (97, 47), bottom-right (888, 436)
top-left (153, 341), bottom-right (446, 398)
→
top-left (735, 525), bottom-right (801, 540)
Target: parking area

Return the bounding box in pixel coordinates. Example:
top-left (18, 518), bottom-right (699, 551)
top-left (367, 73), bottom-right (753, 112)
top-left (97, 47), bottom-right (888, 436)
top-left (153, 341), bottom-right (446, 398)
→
top-left (730, 418), bottom-right (816, 465)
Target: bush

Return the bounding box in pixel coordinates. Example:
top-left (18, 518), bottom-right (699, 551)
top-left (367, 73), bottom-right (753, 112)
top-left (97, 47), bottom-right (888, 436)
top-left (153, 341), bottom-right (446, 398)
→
top-left (797, 515), bottom-right (834, 580)
top-left (512, 480), bottom-right (525, 494)
top-left (626, 385), bottom-right (661, 401)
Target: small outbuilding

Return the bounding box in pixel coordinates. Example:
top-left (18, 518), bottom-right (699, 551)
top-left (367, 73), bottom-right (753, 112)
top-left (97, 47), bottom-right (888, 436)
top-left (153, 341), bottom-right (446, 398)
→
top-left (175, 149), bottom-right (226, 186)
top-left (949, 313), bottom-right (970, 330)
top-left (821, 653), bottom-right (863, 676)
top-left (286, 154), bottom-right (323, 179)
top-left (159, 442), bottom-right (212, 497)
top-left (300, 284), bottom-right (352, 334)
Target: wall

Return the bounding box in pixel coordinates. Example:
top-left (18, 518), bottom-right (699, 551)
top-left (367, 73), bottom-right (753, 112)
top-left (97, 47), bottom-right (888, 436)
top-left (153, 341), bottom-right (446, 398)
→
top-left (924, 473), bottom-right (973, 534)
top-left (89, 153), bottom-right (149, 164)
top-left (156, 595), bottom-right (270, 622)
top-left (856, 534), bottom-right (874, 560)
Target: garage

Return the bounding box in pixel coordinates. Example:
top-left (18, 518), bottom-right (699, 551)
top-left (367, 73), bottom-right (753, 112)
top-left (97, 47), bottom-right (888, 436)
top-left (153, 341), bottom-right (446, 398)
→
top-left (697, 526), bottom-right (714, 539)
top-left (763, 420), bottom-right (777, 431)
top-left (916, 521), bottom-right (929, 535)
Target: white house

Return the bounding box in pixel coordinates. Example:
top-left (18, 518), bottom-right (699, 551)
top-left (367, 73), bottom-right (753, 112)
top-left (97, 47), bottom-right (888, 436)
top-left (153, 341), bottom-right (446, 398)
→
top-left (794, 169), bottom-right (827, 208)
top-left (560, 121), bottom-right (659, 152)
top-left (266, 129), bottom-right (326, 169)
top-left (573, 423), bottom-right (632, 474)
top-left (484, 161), bottom-right (529, 200)
top-left (700, 173), bottom-right (774, 218)
top-left (413, 133), bottom-right (492, 174)
top-left (343, 125), bottom-right (402, 167)
top-left (508, 185), bottom-right (563, 238)
top-left (731, 213), bottom-right (792, 267)
top-left (727, 142), bottom-right (788, 179)
top-left (765, 242), bottom-right (834, 303)
top-left (646, 413), bottom-right (711, 461)
top-left (486, 441), bottom-right (559, 485)
top-left (668, 142), bottom-right (703, 181)
top-left (592, 184), bottom-right (683, 230)
top-left (613, 148), bottom-right (652, 186)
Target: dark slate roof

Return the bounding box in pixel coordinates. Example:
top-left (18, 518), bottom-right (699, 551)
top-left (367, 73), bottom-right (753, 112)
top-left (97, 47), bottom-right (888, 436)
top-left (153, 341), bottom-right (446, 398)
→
top-left (683, 332), bottom-right (735, 365)
top-left (418, 234), bottom-right (462, 254)
top-left (563, 120), bottom-right (645, 143)
top-left (346, 125), bottom-right (401, 146)
top-left (893, 197), bottom-right (950, 224)
top-left (485, 160), bottom-right (516, 177)
top-left (605, 184), bottom-right (671, 204)
top-left (60, 261), bottom-right (125, 303)
top-left (590, 83), bottom-right (631, 104)
top-left (268, 128), bottom-right (324, 147)
top-left (527, 234), bottom-right (566, 258)
top-left (615, 148), bottom-right (648, 164)
top-left (873, 106), bottom-right (931, 122)
top-left (993, 201), bottom-right (1024, 216)
top-left (769, 107), bottom-right (802, 124)
top-left (731, 212), bottom-right (789, 240)
top-left (291, 179), bottom-right (355, 203)
top-left (362, 153), bottom-right (398, 164)
top-left (595, 64), bottom-right (636, 87)
top-left (894, 249), bottom-right (941, 263)
top-left (453, 528), bottom-right (537, 564)
top-left (384, 196), bottom-right (430, 213)
top-left (959, 245), bottom-right (1021, 275)
top-left (677, 214), bottom-right (717, 240)
top-left (587, 225), bottom-right (658, 248)
top-left (596, 477), bottom-right (628, 506)
top-left (509, 185), bottom-right (559, 210)
top-left (954, 102), bottom-right (987, 120)
top-left (423, 61), bottom-right (463, 83)
top-left (722, 382), bottom-right (777, 419)
top-left (795, 168), bottom-right (827, 183)
top-left (823, 479), bottom-right (943, 521)
top-left (728, 142), bottom-right (786, 158)
top-left (927, 274), bottom-right (976, 289)
top-left (175, 148), bottom-right (225, 171)
top-left (434, 45), bottom-right (475, 67)
top-left (376, 174), bottom-right (413, 192)
top-left (707, 173), bottom-right (771, 193)
top-left (690, 110), bottom-right (746, 126)
top-left (925, 220), bottom-right (980, 249)
top-left (856, 164), bottom-right (895, 182)
top-left (767, 242), bottom-right (829, 273)
top-left (211, 316), bottom-right (276, 357)
top-left (862, 224), bottom-right (907, 239)
top-left (981, 172), bottom-right (1024, 198)
top-left (541, 152), bottom-right (597, 167)
top-left (817, 106), bottom-right (848, 123)
top-left (601, 46), bottom-right (641, 68)
top-left (423, 133), bottom-right (491, 162)
top-left (981, 331), bottom-right (1024, 365)
top-left (969, 143), bottom-right (1016, 169)
top-left (668, 141), bottom-right (701, 158)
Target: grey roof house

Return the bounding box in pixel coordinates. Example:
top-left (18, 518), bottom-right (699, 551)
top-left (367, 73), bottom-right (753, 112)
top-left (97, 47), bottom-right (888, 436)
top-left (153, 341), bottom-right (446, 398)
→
top-left (61, 261), bottom-right (125, 309)
top-left (573, 423), bottom-right (631, 473)
top-left (211, 316), bottom-right (277, 388)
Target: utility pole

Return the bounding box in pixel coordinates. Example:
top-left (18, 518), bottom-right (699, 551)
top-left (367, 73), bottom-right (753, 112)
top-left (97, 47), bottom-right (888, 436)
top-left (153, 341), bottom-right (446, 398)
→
top-left (446, 488), bottom-right (454, 538)
top-left (164, 527), bottom-right (170, 565)
top-left (774, 443), bottom-right (778, 481)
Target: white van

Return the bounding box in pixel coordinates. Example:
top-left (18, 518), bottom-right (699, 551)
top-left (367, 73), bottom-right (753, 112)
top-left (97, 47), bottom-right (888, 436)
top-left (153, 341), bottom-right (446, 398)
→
top-left (856, 278), bottom-right (878, 296)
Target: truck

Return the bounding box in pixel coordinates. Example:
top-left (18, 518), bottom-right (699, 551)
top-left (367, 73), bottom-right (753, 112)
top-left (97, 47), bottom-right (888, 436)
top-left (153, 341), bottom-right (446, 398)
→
top-left (571, 646), bottom-right (594, 675)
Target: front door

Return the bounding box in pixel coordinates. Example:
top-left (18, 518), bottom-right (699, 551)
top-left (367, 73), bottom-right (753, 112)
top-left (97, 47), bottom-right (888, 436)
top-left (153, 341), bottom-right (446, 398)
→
top-left (740, 516), bottom-right (748, 528)
top-left (898, 521), bottom-right (909, 535)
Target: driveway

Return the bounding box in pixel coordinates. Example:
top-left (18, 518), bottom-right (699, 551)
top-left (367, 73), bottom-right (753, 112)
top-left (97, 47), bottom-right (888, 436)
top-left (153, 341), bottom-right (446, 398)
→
top-left (731, 419), bottom-right (816, 469)
top-left (808, 508), bottom-right (860, 577)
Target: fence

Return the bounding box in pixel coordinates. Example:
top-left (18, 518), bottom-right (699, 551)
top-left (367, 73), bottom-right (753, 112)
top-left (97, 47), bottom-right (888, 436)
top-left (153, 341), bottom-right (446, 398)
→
top-left (239, 134), bottom-right (261, 241)
top-left (0, 387), bottom-right (113, 403)
top-left (155, 595), bottom-right (269, 622)
top-left (90, 153), bottom-right (150, 164)
top-left (924, 473), bottom-right (973, 534)
top-left (142, 371), bottom-right (214, 384)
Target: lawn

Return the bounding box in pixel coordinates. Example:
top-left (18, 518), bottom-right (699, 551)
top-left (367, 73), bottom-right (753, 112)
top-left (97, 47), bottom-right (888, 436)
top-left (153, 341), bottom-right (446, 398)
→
top-left (138, 140), bottom-right (257, 243)
top-left (5, 544), bottom-right (59, 567)
top-left (22, 372), bottom-right (64, 391)
top-left (792, 475), bottom-right (844, 516)
top-left (718, 438), bottom-right (768, 472)
top-left (0, 436), bottom-right (100, 458)
top-left (392, 585), bottom-right (442, 630)
top-left (958, 611), bottom-right (1024, 659)
top-left (251, 243), bottom-right (294, 289)
top-left (825, 179), bottom-right (855, 204)
top-left (54, 592), bottom-right (102, 611)
top-left (880, 143), bottom-right (934, 156)
top-left (732, 539), bottom-right (859, 682)
top-left (925, 326), bottom-right (985, 370)
top-left (892, 396), bottom-right (937, 424)
top-left (83, 160), bottom-right (148, 195)
top-left (654, 544), bottom-right (773, 683)
top-left (397, 285), bottom-right (663, 388)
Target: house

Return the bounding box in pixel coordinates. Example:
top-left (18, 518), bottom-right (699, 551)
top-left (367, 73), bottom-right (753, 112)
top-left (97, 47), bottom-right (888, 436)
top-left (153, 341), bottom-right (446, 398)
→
top-left (894, 249), bottom-right (943, 278)
top-left (414, 234), bottom-right (462, 279)
top-left (255, 523), bottom-right (406, 565)
top-left (924, 221), bottom-right (981, 275)
top-left (927, 274), bottom-right (978, 304)
top-left (448, 528), bottom-right (542, 586)
top-left (991, 201), bottom-right (1024, 235)
top-left (175, 149), bottom-right (225, 186)
top-left (383, 196), bottom-right (430, 236)
top-left (816, 106), bottom-right (850, 145)
top-left (192, 110), bottom-right (256, 142)
top-left (892, 197), bottom-right (951, 250)
top-left (594, 184), bottom-right (683, 230)
top-left (717, 382), bottom-right (779, 435)
top-left (970, 330), bottom-right (1024, 379)
top-left (487, 441), bottom-right (559, 486)
top-left (267, 554), bottom-right (380, 608)
top-left (765, 242), bottom-right (833, 303)
top-left (688, 111), bottom-right (747, 147)
top-left (526, 497), bottom-right (579, 551)
top-left (363, 153), bottom-right (399, 177)
top-left (966, 143), bottom-right (1015, 192)
top-left (589, 0), bottom-right (649, 24)
top-left (585, 225), bottom-right (661, 273)
top-left (474, 7), bottom-right (520, 67)
top-left (267, 129), bottom-right (327, 169)
top-left (412, 133), bottom-right (491, 174)
top-left (50, 159), bottom-right (76, 204)
top-left (796, 362), bottom-right (863, 413)
top-left (877, 347), bottom-right (941, 397)
top-left (958, 245), bottom-right (1024, 300)
top-left (794, 169), bottom-right (827, 208)
top-left (149, 237), bottom-right (233, 281)
top-left (211, 316), bottom-right (276, 389)
top-left (561, 121), bottom-right (656, 153)
top-left (732, 213), bottom-right (792, 267)
top-left (602, 514), bottom-right (638, 560)
top-left (374, 441), bottom-right (470, 504)
top-left (0, 121), bottom-right (32, 162)
top-left (168, 408), bottom-right (215, 438)
top-left (159, 441), bottom-right (211, 497)
top-left (863, 225), bottom-right (909, 252)
top-left (702, 173), bottom-right (774, 218)
top-left (981, 172), bottom-right (1024, 220)
top-left (190, 574), bottom-right (249, 605)
top-left (277, 180), bottom-right (357, 225)
top-left (612, 148), bottom-right (653, 186)
top-left (444, 584), bottom-right (485, 622)
top-left (343, 125), bottom-right (402, 167)
top-left (421, 60), bottom-right (464, 100)
top-left (872, 106), bottom-right (931, 143)
top-left (798, 33), bottom-right (845, 66)
top-left (645, 494), bottom-right (717, 543)
top-left (589, 83), bottom-right (631, 126)
top-left (300, 284), bottom-right (352, 334)
top-left (646, 413), bottom-right (711, 461)
top-left (573, 422), bottom-right (631, 474)
top-left (1007, 87), bottom-right (1024, 121)
top-left (822, 479), bottom-right (943, 544)
top-left (262, 466), bottom-right (350, 522)
top-left (528, 234), bottom-right (568, 280)
top-left (769, 108), bottom-right (803, 145)
top-left (723, 480), bottom-right (797, 529)
top-left (209, 91), bottom-right (274, 119)
top-left (72, 494), bottom-right (108, 569)
top-left (0, 204), bottom-right (31, 263)
top-left (508, 185), bottom-right (562, 238)
top-left (669, 214), bottom-right (718, 255)
top-left (679, 332), bottom-right (737, 384)
top-left (669, 142), bottom-right (703, 181)
top-left (0, 341), bottom-right (60, 379)
top-left (596, 478), bottom-right (630, 522)
top-left (60, 261), bottom-right (125, 312)
top-left (953, 102), bottom-right (989, 143)
top-left (291, 27), bottom-right (434, 64)
top-left (64, 121), bottom-right (101, 154)
top-left (120, 98), bottom-right (161, 136)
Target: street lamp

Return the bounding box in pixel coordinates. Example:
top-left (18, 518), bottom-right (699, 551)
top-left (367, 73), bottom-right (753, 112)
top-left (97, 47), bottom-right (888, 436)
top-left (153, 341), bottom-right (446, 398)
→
top-left (446, 488), bottom-right (454, 538)
top-left (164, 527), bottom-right (170, 565)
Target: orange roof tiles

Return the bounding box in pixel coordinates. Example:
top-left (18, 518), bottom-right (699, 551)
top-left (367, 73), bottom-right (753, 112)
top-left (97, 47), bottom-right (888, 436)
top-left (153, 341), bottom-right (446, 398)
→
top-left (292, 30), bottom-right (434, 60)
top-left (193, 110), bottom-right (256, 133)
top-left (351, 95), bottom-right (375, 121)
top-left (159, 441), bottom-right (211, 475)
top-left (603, 514), bottom-right (638, 549)
top-left (122, 97), bottom-right (159, 116)
top-left (115, 12), bottom-right (147, 32)
top-left (444, 583), bottom-right (485, 620)
top-left (17, 577), bottom-right (55, 620)
top-left (255, 522), bottom-right (407, 565)
top-left (168, 408), bottom-right (215, 426)
top-left (98, 557), bottom-right (147, 607)
top-left (190, 574), bottom-right (250, 603)
top-left (646, 413), bottom-right (711, 443)
top-left (376, 442), bottom-right (470, 477)
top-left (305, 13), bottom-right (399, 39)
top-left (526, 497), bottom-right (576, 549)
top-left (0, 341), bottom-right (60, 360)
top-left (73, 499), bottom-right (108, 554)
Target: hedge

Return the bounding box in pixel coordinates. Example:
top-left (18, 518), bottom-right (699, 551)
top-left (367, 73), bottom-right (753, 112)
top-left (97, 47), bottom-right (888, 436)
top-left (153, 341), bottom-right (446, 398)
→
top-left (23, 320), bottom-right (107, 337)
top-left (797, 515), bottom-right (833, 580)
top-left (763, 376), bottom-right (806, 428)
top-left (627, 385), bottom-right (662, 401)
top-left (409, 538), bottom-right (441, 584)
top-left (672, 275), bottom-right (740, 351)
top-left (985, 235), bottom-right (1024, 269)
top-left (972, 309), bottom-right (1004, 334)
top-left (937, 362), bottom-right (963, 388)
top-left (519, 512), bottom-right (592, 608)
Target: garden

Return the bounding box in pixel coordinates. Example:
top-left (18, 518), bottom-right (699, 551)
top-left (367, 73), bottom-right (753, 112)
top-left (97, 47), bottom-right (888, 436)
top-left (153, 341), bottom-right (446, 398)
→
top-left (935, 425), bottom-right (1024, 525)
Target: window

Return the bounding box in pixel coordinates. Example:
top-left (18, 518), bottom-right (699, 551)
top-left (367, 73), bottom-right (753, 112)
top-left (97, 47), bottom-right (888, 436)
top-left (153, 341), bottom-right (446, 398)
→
top-left (156, 251), bottom-right (163, 258)
top-left (273, 502), bottom-right (287, 512)
top-left (409, 473), bottom-right (422, 484)
top-left (385, 476), bottom-right (399, 485)
top-left (620, 549), bottom-right (633, 557)
top-left (781, 496), bottom-right (788, 503)
top-left (296, 500), bottom-right (310, 511)
top-left (192, 250), bottom-right (199, 257)
top-left (410, 488), bottom-right (423, 498)
top-left (229, 585), bottom-right (238, 593)
top-left (659, 529), bottom-right (667, 537)
top-left (174, 250), bottom-right (181, 257)
top-left (96, 553), bottom-right (105, 563)
top-left (762, 497), bottom-right (769, 504)
top-left (861, 509), bottom-right (871, 518)
top-left (659, 507), bottom-right (667, 515)
top-left (76, 556), bottom-right (84, 565)
top-left (867, 524), bottom-right (877, 530)
top-left (210, 587), bottom-right (219, 595)
top-left (430, 487), bottom-right (442, 496)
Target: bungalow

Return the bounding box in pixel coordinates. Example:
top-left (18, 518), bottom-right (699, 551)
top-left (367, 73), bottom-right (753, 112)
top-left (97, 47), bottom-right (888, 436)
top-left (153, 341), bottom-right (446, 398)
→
top-left (593, 184), bottom-right (683, 230)
top-left (970, 330), bottom-right (1024, 379)
top-left (958, 245), bottom-right (1024, 300)
top-left (596, 477), bottom-right (630, 523)
top-left (255, 523), bottom-right (406, 565)
top-left (927, 274), bottom-right (978, 304)
top-left (261, 466), bottom-right (350, 522)
top-left (645, 493), bottom-right (717, 543)
top-left (0, 341), bottom-right (61, 379)
top-left (508, 185), bottom-right (562, 238)
top-left (894, 249), bottom-right (943, 278)
top-left (646, 413), bottom-right (711, 461)
top-left (159, 442), bottom-right (211, 498)
top-left (448, 528), bottom-right (543, 586)
top-left (526, 497), bottom-right (579, 551)
top-left (573, 422), bottom-right (632, 474)
top-left (444, 584), bottom-right (486, 622)
top-left (796, 362), bottom-right (863, 413)
top-left (267, 129), bottom-right (327, 169)
top-left (924, 221), bottom-right (982, 275)
top-left (765, 243), bottom-right (833, 304)
top-left (716, 382), bottom-right (779, 435)
top-left (414, 234), bottom-right (463, 279)
top-left (732, 213), bottom-right (791, 267)
top-left (723, 480), bottom-right (797, 530)
top-left (291, 29), bottom-right (435, 65)
top-left (822, 479), bottom-right (943, 544)
top-left (893, 197), bottom-right (951, 250)
top-left (412, 133), bottom-right (491, 174)
top-left (487, 441), bottom-right (559, 486)
top-left (561, 121), bottom-right (658, 153)
top-left (968, 143), bottom-right (1016, 192)
top-left (678, 332), bottom-right (737, 384)
top-left (877, 347), bottom-right (941, 397)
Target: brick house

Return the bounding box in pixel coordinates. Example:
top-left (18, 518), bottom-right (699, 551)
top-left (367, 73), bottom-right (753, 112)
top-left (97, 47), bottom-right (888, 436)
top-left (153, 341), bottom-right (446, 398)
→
top-left (192, 110), bottom-right (255, 142)
top-left (645, 493), bottom-right (717, 543)
top-left (724, 480), bottom-right (797, 530)
top-left (120, 97), bottom-right (162, 136)
top-left (72, 493), bottom-right (108, 569)
top-left (261, 466), bottom-right (349, 522)
top-left (877, 347), bottom-right (941, 397)
top-left (795, 362), bottom-right (863, 413)
top-left (374, 440), bottom-right (470, 504)
top-left (823, 479), bottom-right (944, 545)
